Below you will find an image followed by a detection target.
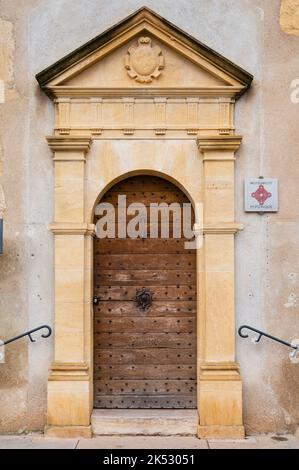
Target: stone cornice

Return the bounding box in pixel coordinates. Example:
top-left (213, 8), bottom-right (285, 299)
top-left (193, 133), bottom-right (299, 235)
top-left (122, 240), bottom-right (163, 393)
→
top-left (47, 136), bottom-right (92, 153)
top-left (49, 223), bottom-right (96, 236)
top-left (201, 361), bottom-right (240, 371)
top-left (49, 362), bottom-right (89, 381)
top-left (197, 135), bottom-right (243, 153)
top-left (46, 86), bottom-right (243, 100)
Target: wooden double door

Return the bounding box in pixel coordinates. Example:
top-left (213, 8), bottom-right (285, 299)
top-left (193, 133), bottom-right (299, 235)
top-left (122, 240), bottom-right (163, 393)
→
top-left (93, 175), bottom-right (197, 409)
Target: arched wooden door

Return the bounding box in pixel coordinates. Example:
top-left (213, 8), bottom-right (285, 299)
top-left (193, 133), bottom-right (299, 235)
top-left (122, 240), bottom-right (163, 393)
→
top-left (93, 175), bottom-right (197, 409)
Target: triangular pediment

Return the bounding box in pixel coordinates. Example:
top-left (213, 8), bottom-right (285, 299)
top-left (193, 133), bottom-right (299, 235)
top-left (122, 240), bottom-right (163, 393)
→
top-left (63, 36), bottom-right (227, 89)
top-left (36, 7), bottom-right (253, 99)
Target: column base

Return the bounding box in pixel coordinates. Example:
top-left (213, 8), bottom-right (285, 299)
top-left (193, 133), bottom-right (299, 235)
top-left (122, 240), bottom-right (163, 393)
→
top-left (198, 425), bottom-right (245, 440)
top-left (45, 425), bottom-right (92, 439)
top-left (47, 363), bottom-right (92, 429)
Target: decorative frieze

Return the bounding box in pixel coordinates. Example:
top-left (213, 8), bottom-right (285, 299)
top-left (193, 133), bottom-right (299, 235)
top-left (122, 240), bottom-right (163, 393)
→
top-left (197, 135), bottom-right (242, 154)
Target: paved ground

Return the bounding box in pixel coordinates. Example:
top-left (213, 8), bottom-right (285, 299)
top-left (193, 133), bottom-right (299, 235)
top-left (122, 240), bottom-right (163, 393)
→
top-left (0, 434), bottom-right (298, 449)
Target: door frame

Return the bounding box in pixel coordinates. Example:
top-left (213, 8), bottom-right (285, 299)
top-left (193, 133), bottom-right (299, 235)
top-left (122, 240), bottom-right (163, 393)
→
top-left (45, 137), bottom-right (244, 440)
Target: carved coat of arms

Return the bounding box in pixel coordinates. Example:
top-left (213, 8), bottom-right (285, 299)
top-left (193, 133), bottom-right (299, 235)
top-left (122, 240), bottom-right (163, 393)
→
top-left (125, 37), bottom-right (164, 83)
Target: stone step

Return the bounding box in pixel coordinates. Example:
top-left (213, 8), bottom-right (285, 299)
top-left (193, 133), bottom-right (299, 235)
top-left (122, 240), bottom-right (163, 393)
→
top-left (92, 409), bottom-right (198, 436)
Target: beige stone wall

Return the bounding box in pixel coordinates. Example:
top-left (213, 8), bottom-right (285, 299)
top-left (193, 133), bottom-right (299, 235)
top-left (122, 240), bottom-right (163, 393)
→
top-left (0, 0), bottom-right (299, 435)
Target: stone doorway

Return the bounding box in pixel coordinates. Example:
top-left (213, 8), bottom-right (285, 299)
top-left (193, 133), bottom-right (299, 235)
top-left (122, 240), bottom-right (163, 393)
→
top-left (37, 7), bottom-right (253, 438)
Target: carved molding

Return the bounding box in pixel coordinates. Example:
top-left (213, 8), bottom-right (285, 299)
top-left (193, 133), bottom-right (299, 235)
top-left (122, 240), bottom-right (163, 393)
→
top-left (50, 95), bottom-right (236, 139)
top-left (125, 36), bottom-right (164, 83)
top-left (49, 362), bottom-right (89, 381)
top-left (90, 98), bottom-right (102, 135)
top-left (36, 7), bottom-right (253, 439)
top-left (47, 86), bottom-right (244, 99)
top-left (49, 222), bottom-right (96, 236)
top-left (187, 97), bottom-right (199, 135)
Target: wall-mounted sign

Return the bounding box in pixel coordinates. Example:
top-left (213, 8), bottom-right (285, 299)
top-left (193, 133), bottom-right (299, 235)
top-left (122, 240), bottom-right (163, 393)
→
top-left (0, 219), bottom-right (3, 254)
top-left (244, 178), bottom-right (278, 213)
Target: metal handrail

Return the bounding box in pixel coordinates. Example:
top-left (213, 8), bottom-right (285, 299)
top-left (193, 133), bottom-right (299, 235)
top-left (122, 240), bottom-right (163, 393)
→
top-left (2, 325), bottom-right (52, 346)
top-left (238, 325), bottom-right (298, 351)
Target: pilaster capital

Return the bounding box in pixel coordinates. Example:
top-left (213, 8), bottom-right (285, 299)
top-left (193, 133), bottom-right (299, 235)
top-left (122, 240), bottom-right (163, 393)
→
top-left (46, 136), bottom-right (92, 155)
top-left (197, 135), bottom-right (242, 154)
top-left (0, 185), bottom-right (6, 218)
